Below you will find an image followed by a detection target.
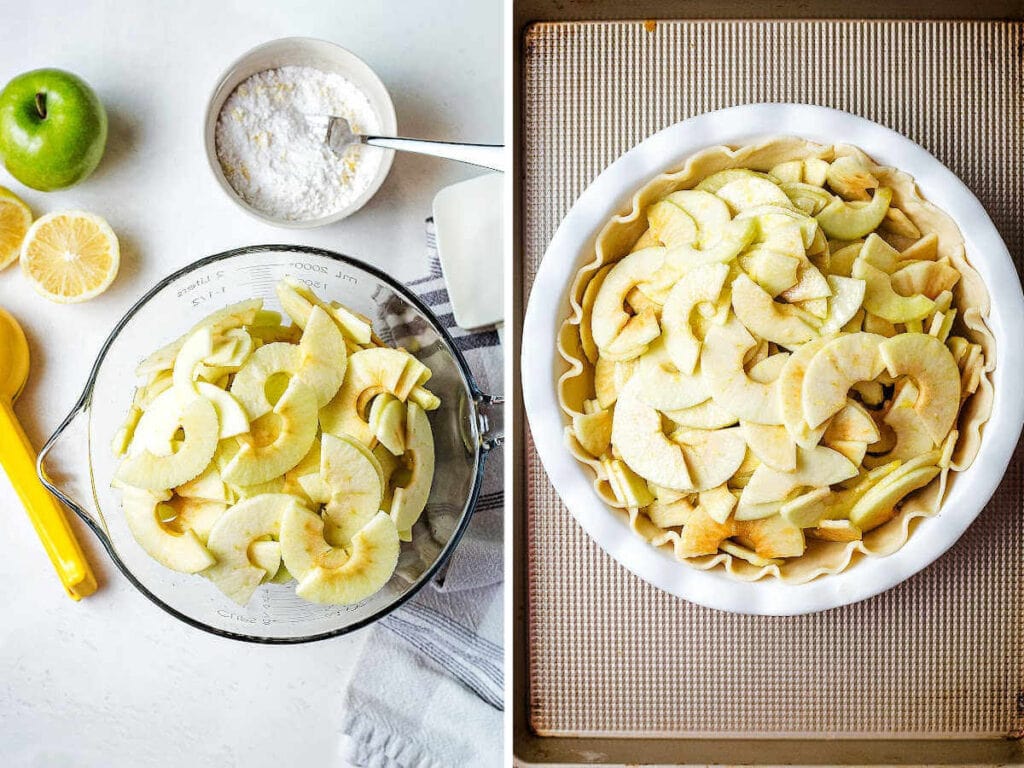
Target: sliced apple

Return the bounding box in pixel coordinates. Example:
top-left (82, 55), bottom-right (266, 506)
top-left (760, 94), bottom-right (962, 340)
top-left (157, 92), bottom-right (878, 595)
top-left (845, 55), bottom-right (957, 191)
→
top-left (647, 497), bottom-right (696, 527)
top-left (738, 445), bottom-right (857, 510)
top-left (849, 464), bottom-right (941, 532)
top-left (670, 427), bottom-right (747, 492)
top-left (320, 432), bottom-right (384, 544)
top-left (572, 407), bottom-right (613, 457)
top-left (825, 155), bottom-right (878, 201)
top-left (319, 347), bottom-right (424, 443)
top-left (715, 176), bottom-right (793, 213)
top-left (731, 274), bottom-right (817, 347)
top-left (779, 182), bottom-right (834, 215)
top-left (770, 161), bottom-right (804, 183)
top-left (890, 260), bottom-right (960, 299)
top-left (803, 158), bottom-right (830, 186)
top-left (122, 488), bottom-right (215, 573)
top-left (853, 259), bottom-right (935, 323)
top-left (695, 169), bottom-right (768, 193)
top-left (801, 332), bottom-right (886, 428)
top-left (172, 327), bottom-right (215, 398)
top-left (203, 493), bottom-right (304, 604)
top-left (864, 381), bottom-right (934, 466)
top-left (647, 200), bottom-right (698, 247)
top-left (734, 514), bottom-right (805, 558)
top-left (663, 398), bottom-right (738, 430)
top-left (660, 262), bottom-right (729, 374)
top-left (698, 484), bottom-right (737, 525)
top-left (590, 247), bottom-right (666, 357)
top-left (823, 400), bottom-right (880, 444)
top-left (828, 242), bottom-right (864, 277)
top-left (176, 464), bottom-right (227, 503)
top-left (901, 233), bottom-right (939, 262)
top-left (594, 356), bottom-right (637, 409)
top-left (700, 316), bottom-right (783, 424)
top-left (294, 511), bottom-right (401, 605)
top-left (603, 458), bottom-right (656, 508)
top-left (634, 338), bottom-right (709, 411)
top-left (250, 540), bottom-right (282, 581)
top-left (205, 328), bottom-right (253, 369)
top-left (611, 378), bottom-right (693, 491)
top-left (738, 247), bottom-right (800, 297)
top-left (819, 276), bottom-right (866, 336)
top-left (368, 393), bottom-right (406, 455)
top-left (389, 402), bottom-right (435, 540)
top-left (664, 190), bottom-right (732, 246)
top-left (665, 218), bottom-right (757, 271)
top-left (815, 187), bottom-right (892, 239)
top-left (811, 519), bottom-right (862, 542)
top-left (277, 277), bottom-right (372, 344)
top-left (165, 497), bottom-right (228, 543)
top-left (223, 379), bottom-right (319, 486)
top-left (677, 505), bottom-right (734, 557)
top-left (878, 333), bottom-right (961, 443)
top-left (297, 305), bottom-right (348, 406)
top-left (740, 422), bottom-right (797, 471)
top-left (116, 397), bottom-right (220, 492)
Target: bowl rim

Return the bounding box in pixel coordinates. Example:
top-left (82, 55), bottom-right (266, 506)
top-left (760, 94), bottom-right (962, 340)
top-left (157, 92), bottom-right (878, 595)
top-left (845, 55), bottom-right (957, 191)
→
top-left (39, 244), bottom-right (489, 643)
top-left (203, 36), bottom-right (399, 229)
top-left (521, 102), bottom-right (1024, 616)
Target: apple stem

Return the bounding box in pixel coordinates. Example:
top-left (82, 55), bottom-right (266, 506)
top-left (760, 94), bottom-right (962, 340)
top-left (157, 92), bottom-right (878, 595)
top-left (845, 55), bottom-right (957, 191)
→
top-left (34, 92), bottom-right (47, 120)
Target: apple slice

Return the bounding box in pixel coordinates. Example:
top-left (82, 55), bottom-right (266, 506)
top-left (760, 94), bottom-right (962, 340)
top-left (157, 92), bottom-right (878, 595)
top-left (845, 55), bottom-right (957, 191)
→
top-left (770, 161), bottom-right (804, 183)
top-left (811, 519), bottom-right (862, 542)
top-left (815, 187), bottom-right (892, 239)
top-left (368, 393), bottom-right (406, 455)
top-left (677, 505), bottom-right (734, 557)
top-left (647, 200), bottom-right (698, 247)
top-left (890, 260), bottom-right (960, 299)
top-left (738, 248), bottom-right (800, 297)
top-left (730, 274), bottom-right (817, 347)
top-left (878, 333), bottom-right (961, 444)
top-left (700, 316), bottom-right (783, 425)
top-left (801, 332), bottom-right (886, 428)
top-left (901, 233), bottom-right (939, 262)
top-left (660, 262), bottom-right (729, 374)
top-left (670, 427), bottom-right (747, 492)
top-left (634, 338), bottom-right (709, 411)
top-left (320, 432), bottom-right (384, 545)
top-left (647, 497), bottom-right (696, 528)
top-left (297, 305), bottom-right (348, 406)
top-left (779, 260), bottom-right (831, 303)
top-left (825, 156), bottom-right (878, 201)
top-left (779, 182), bottom-right (834, 215)
top-left (589, 247), bottom-right (666, 357)
top-left (594, 356), bottom-right (636, 409)
top-left (579, 265), bottom-right (612, 363)
top-left (663, 398), bottom-right (738, 430)
top-left (276, 277), bottom-right (372, 344)
top-left (665, 218), bottom-right (757, 272)
top-left (695, 169), bottom-right (769, 193)
top-left (230, 342), bottom-right (303, 420)
top-left (734, 514), bottom-right (805, 558)
top-left (572, 407), bottom-right (613, 458)
top-left (664, 190), bottom-right (732, 246)
top-left (390, 402), bottom-right (435, 539)
top-left (853, 259), bottom-right (935, 323)
top-left (776, 335), bottom-right (833, 448)
top-left (849, 464), bottom-right (941, 532)
top-left (740, 422), bottom-right (797, 471)
top-left (828, 241), bottom-right (865, 277)
top-left (176, 464), bottom-right (227, 503)
top-left (803, 159), bottom-right (830, 186)
top-left (172, 327), bottom-right (215, 398)
top-left (864, 381), bottom-right (934, 466)
top-left (294, 511), bottom-right (401, 605)
top-left (320, 347), bottom-right (430, 443)
top-left (719, 541), bottom-right (782, 567)
top-left (222, 379), bottom-right (319, 486)
top-left (611, 378), bottom-right (693, 491)
top-left (819, 276), bottom-right (866, 336)
top-left (204, 493), bottom-right (304, 604)
top-left (698, 484), bottom-right (737, 525)
top-left (738, 445), bottom-right (857, 509)
top-left (122, 489), bottom-right (215, 573)
top-left (116, 397), bottom-right (219, 492)
top-left (250, 540), bottom-right (282, 581)
top-left (715, 177), bottom-right (793, 213)
top-left (823, 400), bottom-right (880, 444)
top-left (603, 458), bottom-right (656, 508)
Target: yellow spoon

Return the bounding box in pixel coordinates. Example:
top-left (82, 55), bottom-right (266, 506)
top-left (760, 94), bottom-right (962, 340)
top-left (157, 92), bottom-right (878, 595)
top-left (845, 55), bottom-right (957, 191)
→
top-left (0, 307), bottom-right (97, 600)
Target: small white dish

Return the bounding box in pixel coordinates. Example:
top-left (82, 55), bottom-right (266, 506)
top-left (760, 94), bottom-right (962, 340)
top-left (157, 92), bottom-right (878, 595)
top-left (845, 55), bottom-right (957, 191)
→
top-left (203, 37), bottom-right (397, 229)
top-left (432, 172), bottom-right (504, 329)
top-left (521, 103), bottom-right (1024, 616)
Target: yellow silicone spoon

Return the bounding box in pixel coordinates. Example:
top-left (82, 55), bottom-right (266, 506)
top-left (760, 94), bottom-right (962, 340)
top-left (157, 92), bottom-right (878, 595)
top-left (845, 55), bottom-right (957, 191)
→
top-left (0, 307), bottom-right (97, 599)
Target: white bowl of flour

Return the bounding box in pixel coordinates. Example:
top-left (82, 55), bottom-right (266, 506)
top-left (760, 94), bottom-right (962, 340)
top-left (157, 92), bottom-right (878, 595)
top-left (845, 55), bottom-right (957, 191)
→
top-left (205, 37), bottom-right (397, 228)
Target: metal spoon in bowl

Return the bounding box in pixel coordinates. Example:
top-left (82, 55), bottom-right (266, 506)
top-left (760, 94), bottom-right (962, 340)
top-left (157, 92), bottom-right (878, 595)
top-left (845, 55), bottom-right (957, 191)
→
top-left (308, 115), bottom-right (504, 172)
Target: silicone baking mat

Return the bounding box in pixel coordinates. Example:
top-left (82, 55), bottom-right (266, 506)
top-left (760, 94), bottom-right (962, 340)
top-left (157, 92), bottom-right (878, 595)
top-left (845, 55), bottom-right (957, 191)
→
top-left (522, 20), bottom-right (1023, 740)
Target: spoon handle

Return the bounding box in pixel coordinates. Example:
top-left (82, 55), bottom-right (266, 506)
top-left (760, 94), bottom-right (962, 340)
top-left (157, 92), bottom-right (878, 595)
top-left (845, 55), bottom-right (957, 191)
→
top-left (363, 136), bottom-right (505, 172)
top-left (0, 401), bottom-right (97, 600)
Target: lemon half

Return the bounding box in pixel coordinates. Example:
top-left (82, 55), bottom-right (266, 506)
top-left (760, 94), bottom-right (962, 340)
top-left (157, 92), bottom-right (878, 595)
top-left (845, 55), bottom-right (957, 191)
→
top-left (20, 210), bottom-right (119, 303)
top-left (0, 187), bottom-right (32, 270)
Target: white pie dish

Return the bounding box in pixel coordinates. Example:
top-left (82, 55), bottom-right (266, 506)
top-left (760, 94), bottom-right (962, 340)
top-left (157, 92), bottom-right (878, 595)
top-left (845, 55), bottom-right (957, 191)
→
top-left (521, 103), bottom-right (1024, 615)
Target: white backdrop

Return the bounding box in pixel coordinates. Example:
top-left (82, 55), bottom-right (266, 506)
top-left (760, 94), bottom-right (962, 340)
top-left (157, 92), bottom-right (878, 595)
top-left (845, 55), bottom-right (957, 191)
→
top-left (0, 1), bottom-right (502, 765)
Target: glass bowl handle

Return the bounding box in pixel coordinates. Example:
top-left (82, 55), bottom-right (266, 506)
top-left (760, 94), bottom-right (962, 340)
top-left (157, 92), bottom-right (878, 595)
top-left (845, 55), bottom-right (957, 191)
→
top-left (473, 392), bottom-right (504, 452)
top-left (37, 403), bottom-right (107, 545)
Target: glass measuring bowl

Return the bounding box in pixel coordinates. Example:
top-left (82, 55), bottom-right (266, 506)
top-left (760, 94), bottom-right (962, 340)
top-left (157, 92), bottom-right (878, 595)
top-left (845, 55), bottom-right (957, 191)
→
top-left (37, 245), bottom-right (503, 643)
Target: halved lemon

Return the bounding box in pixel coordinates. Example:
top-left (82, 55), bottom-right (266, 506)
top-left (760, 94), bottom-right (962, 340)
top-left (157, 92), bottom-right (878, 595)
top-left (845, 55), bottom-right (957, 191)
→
top-left (0, 187), bottom-right (32, 271)
top-left (20, 210), bottom-right (119, 303)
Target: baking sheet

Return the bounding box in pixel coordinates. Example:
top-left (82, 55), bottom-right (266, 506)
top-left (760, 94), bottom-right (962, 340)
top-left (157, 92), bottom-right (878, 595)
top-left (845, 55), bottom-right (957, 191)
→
top-left (516, 15), bottom-right (1023, 764)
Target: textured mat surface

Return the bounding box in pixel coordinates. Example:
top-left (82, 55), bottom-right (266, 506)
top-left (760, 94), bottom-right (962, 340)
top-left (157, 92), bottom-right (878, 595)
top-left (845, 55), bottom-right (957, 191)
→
top-left (522, 20), bottom-right (1024, 738)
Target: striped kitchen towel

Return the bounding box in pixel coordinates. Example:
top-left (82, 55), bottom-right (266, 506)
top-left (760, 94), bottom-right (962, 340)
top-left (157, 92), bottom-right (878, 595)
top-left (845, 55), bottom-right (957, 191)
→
top-left (339, 221), bottom-right (504, 768)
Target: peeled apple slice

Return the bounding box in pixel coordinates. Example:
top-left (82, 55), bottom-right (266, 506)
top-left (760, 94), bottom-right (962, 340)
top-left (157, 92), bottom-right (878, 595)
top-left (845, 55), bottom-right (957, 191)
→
top-left (368, 394), bottom-right (406, 455)
top-left (123, 489), bottom-right (215, 573)
top-left (700, 316), bottom-right (783, 425)
top-left (634, 338), bottom-right (709, 412)
top-left (116, 397), bottom-right (220, 491)
top-left (172, 327), bottom-right (215, 397)
top-left (670, 427), bottom-right (747, 491)
top-left (663, 190), bottom-right (731, 246)
top-left (878, 333), bottom-right (961, 443)
top-left (590, 247), bottom-right (666, 356)
top-left (223, 379), bottom-right (319, 486)
top-left (737, 445), bottom-right (858, 515)
top-left (647, 200), bottom-right (698, 247)
top-left (853, 259), bottom-right (935, 323)
top-left (801, 332), bottom-right (886, 428)
top-left (294, 511), bottom-right (401, 605)
top-left (816, 188), bottom-right (892, 239)
top-left (715, 177), bottom-right (793, 213)
top-left (660, 262), bottom-right (729, 374)
top-left (297, 305), bottom-right (348, 406)
top-left (731, 274), bottom-right (817, 347)
top-left (321, 432), bottom-right (384, 545)
top-left (611, 378), bottom-right (693, 491)
top-left (390, 402), bottom-right (436, 539)
top-left (276, 277), bottom-right (372, 344)
top-left (230, 342), bottom-right (303, 420)
top-left (203, 493), bottom-right (303, 604)
top-left (665, 218), bottom-right (757, 271)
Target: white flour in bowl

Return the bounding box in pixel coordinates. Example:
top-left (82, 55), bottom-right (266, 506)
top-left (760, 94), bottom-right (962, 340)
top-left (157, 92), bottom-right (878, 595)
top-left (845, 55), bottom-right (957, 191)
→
top-left (215, 66), bottom-right (382, 221)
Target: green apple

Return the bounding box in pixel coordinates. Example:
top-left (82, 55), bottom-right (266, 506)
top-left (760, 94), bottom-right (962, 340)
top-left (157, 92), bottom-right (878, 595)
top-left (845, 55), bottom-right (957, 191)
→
top-left (0, 68), bottom-right (107, 191)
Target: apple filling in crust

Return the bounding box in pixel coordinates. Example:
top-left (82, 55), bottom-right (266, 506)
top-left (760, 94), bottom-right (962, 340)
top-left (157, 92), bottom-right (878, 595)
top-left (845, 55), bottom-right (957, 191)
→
top-left (112, 277), bottom-right (440, 606)
top-left (558, 138), bottom-right (994, 583)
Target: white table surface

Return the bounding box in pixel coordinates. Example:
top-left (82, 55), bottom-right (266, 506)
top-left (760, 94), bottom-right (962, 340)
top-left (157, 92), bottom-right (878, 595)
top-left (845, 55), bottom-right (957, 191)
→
top-left (0, 1), bottom-right (502, 765)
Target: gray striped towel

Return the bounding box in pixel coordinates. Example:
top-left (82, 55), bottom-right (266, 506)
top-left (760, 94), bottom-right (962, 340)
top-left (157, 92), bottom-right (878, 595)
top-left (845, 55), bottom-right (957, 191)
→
top-left (339, 221), bottom-right (504, 768)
